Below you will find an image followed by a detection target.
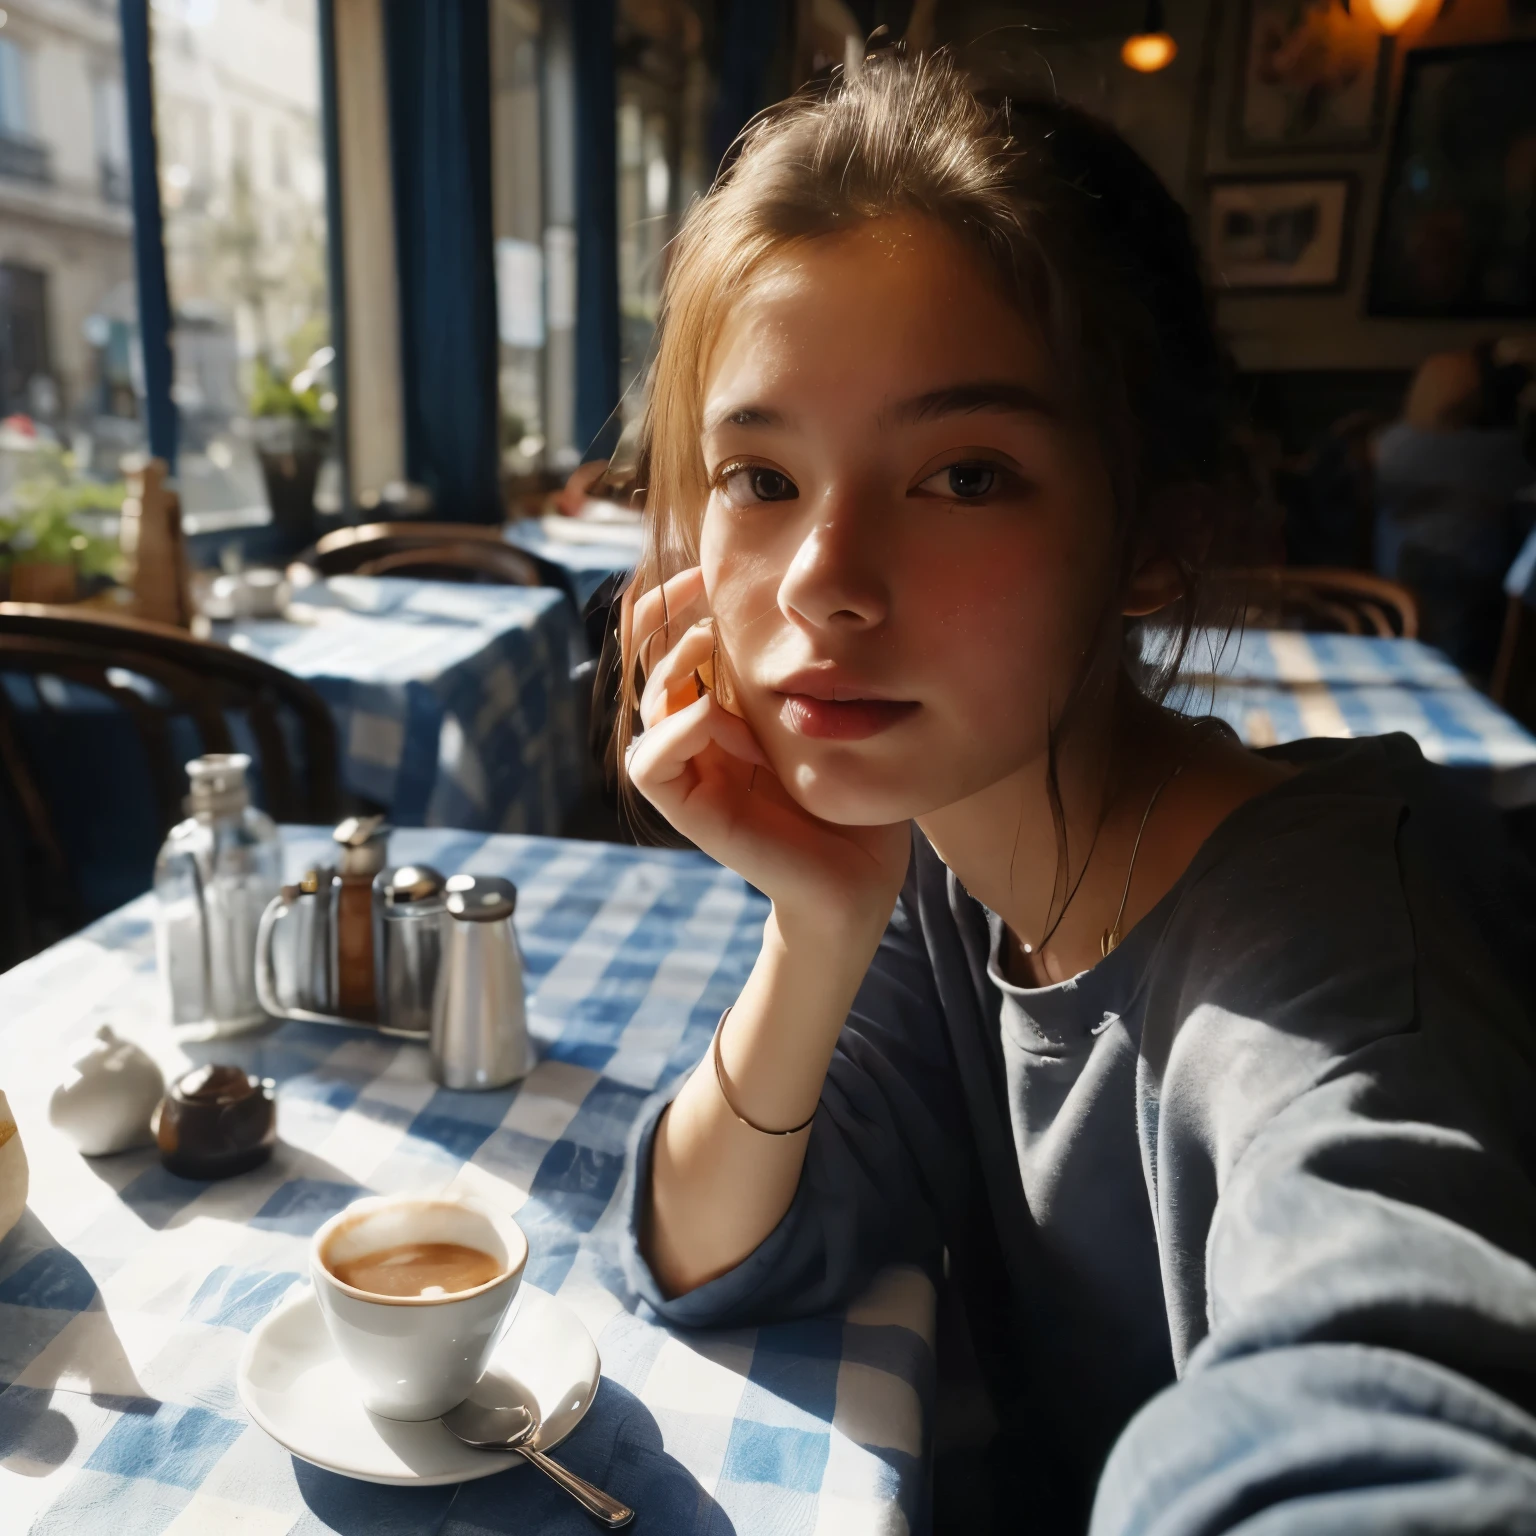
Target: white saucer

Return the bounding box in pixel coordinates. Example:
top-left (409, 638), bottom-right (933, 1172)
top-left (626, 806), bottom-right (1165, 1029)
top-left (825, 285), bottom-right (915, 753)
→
top-left (237, 1284), bottom-right (601, 1486)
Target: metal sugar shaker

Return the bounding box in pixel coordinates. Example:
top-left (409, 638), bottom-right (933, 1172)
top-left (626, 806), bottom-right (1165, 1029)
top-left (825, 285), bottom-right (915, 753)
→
top-left (373, 864), bottom-right (448, 1040)
top-left (431, 875), bottom-right (534, 1090)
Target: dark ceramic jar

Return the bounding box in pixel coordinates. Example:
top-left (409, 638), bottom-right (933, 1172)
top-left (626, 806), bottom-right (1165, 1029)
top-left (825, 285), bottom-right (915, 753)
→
top-left (154, 1064), bottom-right (277, 1179)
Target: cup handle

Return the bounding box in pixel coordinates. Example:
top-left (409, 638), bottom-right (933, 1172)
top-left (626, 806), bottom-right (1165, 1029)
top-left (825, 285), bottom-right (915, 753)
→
top-left (254, 896), bottom-right (287, 1019)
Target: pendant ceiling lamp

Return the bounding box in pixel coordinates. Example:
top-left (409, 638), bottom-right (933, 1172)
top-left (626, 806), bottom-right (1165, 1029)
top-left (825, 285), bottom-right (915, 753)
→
top-left (1122, 0), bottom-right (1178, 73)
top-left (1361, 0), bottom-right (1435, 30)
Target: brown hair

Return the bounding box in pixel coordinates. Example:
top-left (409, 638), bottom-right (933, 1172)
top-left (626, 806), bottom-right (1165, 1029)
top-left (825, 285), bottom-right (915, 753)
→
top-left (609, 47), bottom-right (1254, 799)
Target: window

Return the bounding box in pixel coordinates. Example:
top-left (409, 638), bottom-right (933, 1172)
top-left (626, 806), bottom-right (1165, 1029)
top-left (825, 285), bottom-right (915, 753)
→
top-left (0, 8), bottom-right (143, 472)
top-left (0, 37), bottom-right (29, 139)
top-left (616, 93), bottom-right (672, 401)
top-left (93, 74), bottom-right (130, 205)
top-left (613, 6), bottom-right (710, 413)
top-left (0, 263), bottom-right (50, 418)
top-left (151, 0), bottom-right (333, 521)
top-left (491, 0), bottom-right (546, 478)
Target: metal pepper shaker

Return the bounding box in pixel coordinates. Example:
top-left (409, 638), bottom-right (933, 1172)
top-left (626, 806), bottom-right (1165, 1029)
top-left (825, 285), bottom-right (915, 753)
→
top-left (373, 864), bottom-right (448, 1040)
top-left (430, 875), bottom-right (533, 1090)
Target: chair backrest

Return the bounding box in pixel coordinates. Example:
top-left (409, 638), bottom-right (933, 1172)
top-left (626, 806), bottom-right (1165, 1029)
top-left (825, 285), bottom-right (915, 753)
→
top-left (0, 603), bottom-right (341, 964)
top-left (294, 522), bottom-right (541, 587)
top-left (1215, 566), bottom-right (1420, 640)
top-left (1492, 595), bottom-right (1536, 732)
top-left (352, 542), bottom-right (545, 585)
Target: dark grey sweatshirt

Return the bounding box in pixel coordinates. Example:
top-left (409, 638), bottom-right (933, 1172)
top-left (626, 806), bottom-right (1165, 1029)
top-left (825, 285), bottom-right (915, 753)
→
top-left (624, 734), bottom-right (1536, 1533)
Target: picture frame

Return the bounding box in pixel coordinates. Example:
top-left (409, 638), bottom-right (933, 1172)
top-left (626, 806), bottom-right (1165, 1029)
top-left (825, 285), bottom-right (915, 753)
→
top-left (1230, 0), bottom-right (1392, 155)
top-left (1207, 175), bottom-right (1356, 295)
top-left (1366, 41), bottom-right (1536, 318)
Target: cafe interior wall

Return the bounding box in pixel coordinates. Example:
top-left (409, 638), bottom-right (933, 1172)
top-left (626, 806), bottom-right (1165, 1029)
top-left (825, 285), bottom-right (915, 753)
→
top-left (1007, 0), bottom-right (1536, 379)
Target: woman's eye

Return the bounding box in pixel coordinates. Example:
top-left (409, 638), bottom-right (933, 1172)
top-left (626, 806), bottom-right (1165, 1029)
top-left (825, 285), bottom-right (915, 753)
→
top-left (719, 465), bottom-right (798, 506)
top-left (916, 461), bottom-right (1008, 501)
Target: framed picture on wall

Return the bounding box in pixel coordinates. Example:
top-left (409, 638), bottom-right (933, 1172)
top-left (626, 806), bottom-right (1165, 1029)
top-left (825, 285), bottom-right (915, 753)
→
top-left (1367, 41), bottom-right (1536, 317)
top-left (1207, 176), bottom-right (1355, 294)
top-left (1231, 0), bottom-right (1391, 154)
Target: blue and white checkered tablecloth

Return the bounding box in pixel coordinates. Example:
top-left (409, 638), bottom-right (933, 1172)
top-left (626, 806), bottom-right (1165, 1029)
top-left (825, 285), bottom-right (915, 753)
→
top-left (225, 576), bottom-right (586, 833)
top-left (1167, 627), bottom-right (1536, 806)
top-left (0, 829), bottom-right (934, 1536)
top-left (504, 519), bottom-right (640, 612)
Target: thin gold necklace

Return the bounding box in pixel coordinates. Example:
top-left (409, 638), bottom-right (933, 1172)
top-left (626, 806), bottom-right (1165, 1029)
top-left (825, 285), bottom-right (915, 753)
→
top-left (1100, 758), bottom-right (1188, 958)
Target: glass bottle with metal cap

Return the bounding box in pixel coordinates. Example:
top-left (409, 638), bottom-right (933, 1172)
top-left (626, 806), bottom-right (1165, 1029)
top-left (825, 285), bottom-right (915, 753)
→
top-left (431, 874), bottom-right (534, 1089)
top-left (331, 815), bottom-right (390, 1020)
top-left (153, 753), bottom-right (282, 1039)
top-left (373, 864), bottom-right (448, 1039)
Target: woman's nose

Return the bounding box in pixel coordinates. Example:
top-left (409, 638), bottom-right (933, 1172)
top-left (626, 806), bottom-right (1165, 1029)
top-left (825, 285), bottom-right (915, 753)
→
top-left (777, 500), bottom-right (889, 633)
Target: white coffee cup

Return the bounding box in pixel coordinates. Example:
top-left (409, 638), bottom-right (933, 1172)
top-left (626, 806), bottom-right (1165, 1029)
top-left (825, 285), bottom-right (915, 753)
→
top-left (310, 1194), bottom-right (528, 1420)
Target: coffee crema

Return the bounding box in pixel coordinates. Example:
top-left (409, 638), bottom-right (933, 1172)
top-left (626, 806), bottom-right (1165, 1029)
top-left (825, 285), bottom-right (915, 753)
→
top-left (329, 1241), bottom-right (503, 1299)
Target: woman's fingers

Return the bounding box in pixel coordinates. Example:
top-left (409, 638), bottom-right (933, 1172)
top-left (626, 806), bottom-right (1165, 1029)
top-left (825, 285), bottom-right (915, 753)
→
top-left (627, 567), bottom-right (708, 681)
top-left (628, 694), bottom-right (769, 800)
top-left (639, 619), bottom-right (718, 729)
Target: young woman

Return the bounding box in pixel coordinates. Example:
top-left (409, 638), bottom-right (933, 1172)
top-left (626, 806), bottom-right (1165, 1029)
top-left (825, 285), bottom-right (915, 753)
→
top-left (615, 51), bottom-right (1536, 1534)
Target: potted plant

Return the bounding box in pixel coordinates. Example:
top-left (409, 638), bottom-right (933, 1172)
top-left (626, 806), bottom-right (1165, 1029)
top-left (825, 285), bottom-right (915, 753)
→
top-left (0, 461), bottom-right (123, 604)
top-left (249, 354), bottom-right (331, 541)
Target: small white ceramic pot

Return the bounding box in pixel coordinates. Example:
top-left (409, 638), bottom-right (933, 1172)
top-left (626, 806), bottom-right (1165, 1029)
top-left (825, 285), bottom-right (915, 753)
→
top-left (310, 1194), bottom-right (527, 1421)
top-left (48, 1025), bottom-right (166, 1156)
top-left (0, 1090), bottom-right (29, 1243)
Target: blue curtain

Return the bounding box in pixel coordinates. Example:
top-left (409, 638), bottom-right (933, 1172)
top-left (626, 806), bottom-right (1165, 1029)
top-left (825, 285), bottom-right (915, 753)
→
top-left (709, 0), bottom-right (787, 169)
top-left (118, 0), bottom-right (177, 468)
top-left (384, 0), bottom-right (500, 523)
top-left (573, 0), bottom-right (620, 460)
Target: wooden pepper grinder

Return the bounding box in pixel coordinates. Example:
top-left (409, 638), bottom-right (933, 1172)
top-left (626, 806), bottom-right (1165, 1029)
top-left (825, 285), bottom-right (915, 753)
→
top-left (120, 457), bottom-right (193, 629)
top-left (332, 815), bottom-right (390, 1020)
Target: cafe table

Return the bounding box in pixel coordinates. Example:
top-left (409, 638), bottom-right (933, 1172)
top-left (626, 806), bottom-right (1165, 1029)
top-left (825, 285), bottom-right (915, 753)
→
top-left (504, 516), bottom-right (642, 613)
top-left (1168, 626), bottom-right (1536, 806)
top-left (225, 575), bottom-right (587, 833)
top-left (0, 828), bottom-right (934, 1536)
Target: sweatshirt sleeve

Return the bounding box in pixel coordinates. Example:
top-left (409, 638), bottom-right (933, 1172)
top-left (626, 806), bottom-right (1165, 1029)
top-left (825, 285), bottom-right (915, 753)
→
top-left (622, 860), bottom-right (971, 1327)
top-left (1093, 778), bottom-right (1536, 1534)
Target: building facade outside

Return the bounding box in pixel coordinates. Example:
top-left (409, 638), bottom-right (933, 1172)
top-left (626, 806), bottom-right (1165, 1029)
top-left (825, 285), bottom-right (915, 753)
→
top-left (0, 0), bottom-right (137, 472)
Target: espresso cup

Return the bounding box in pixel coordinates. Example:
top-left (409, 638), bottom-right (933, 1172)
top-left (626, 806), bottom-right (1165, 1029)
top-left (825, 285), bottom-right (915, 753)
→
top-left (310, 1194), bottom-right (528, 1420)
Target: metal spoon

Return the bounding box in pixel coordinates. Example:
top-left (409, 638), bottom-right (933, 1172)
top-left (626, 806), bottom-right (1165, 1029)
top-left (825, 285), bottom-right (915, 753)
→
top-left (441, 1398), bottom-right (633, 1528)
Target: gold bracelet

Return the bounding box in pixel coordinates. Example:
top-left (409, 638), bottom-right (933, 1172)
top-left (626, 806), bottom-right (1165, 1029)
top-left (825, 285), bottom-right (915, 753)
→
top-left (711, 1008), bottom-right (816, 1136)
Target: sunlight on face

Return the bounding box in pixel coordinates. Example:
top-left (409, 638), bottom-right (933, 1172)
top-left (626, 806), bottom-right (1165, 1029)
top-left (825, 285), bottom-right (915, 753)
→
top-left (699, 216), bottom-right (1121, 825)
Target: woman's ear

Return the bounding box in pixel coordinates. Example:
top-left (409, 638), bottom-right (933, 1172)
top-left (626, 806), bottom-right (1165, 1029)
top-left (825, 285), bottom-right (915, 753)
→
top-left (1122, 481), bottom-right (1218, 617)
top-left (1122, 552), bottom-right (1185, 618)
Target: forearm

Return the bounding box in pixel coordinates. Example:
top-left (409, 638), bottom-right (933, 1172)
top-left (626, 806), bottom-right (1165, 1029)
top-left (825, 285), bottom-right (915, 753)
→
top-left (643, 906), bottom-right (883, 1297)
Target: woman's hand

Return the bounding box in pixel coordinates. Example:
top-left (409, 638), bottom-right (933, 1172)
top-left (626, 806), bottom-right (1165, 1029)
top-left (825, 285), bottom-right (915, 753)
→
top-left (623, 567), bottom-right (910, 943)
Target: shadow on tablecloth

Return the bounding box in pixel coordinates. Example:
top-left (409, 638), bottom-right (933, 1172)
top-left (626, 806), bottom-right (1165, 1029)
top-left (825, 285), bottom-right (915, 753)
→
top-left (291, 1375), bottom-right (735, 1535)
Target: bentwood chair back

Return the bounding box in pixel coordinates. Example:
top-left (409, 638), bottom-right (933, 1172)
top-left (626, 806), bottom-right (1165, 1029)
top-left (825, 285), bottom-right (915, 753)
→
top-left (1216, 566), bottom-right (1420, 640)
top-left (1492, 595), bottom-right (1536, 733)
top-left (0, 604), bottom-right (341, 967)
top-left (292, 523), bottom-right (543, 587)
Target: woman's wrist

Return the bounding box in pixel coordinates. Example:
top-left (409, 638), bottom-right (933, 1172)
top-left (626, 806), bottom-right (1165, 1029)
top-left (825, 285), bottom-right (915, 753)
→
top-left (767, 896), bottom-right (893, 968)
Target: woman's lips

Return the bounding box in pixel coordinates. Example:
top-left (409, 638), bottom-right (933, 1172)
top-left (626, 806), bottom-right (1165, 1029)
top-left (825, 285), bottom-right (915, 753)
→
top-left (779, 694), bottom-right (919, 741)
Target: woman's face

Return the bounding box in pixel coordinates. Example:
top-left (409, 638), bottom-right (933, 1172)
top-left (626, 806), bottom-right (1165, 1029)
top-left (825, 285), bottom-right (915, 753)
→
top-left (698, 215), bottom-right (1123, 826)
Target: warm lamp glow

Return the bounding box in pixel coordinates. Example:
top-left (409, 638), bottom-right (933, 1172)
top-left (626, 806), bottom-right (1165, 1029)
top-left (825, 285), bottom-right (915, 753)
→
top-left (1364, 0), bottom-right (1431, 30)
top-left (1121, 31), bottom-right (1178, 72)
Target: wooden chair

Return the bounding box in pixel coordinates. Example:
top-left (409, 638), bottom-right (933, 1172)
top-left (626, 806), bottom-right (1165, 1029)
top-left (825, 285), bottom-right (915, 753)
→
top-left (292, 522), bottom-right (542, 587)
top-left (1214, 567), bottom-right (1420, 640)
top-left (1491, 595), bottom-right (1536, 733)
top-left (0, 604), bottom-right (341, 967)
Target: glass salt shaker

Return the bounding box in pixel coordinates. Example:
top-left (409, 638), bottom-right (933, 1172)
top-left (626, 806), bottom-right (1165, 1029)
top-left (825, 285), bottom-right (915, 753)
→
top-left (153, 754), bottom-right (282, 1040)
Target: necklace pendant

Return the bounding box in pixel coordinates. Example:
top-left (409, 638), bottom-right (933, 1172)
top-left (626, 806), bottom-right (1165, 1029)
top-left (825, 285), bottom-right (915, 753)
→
top-left (1101, 927), bottom-right (1118, 959)
top-left (1020, 940), bottom-right (1033, 956)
